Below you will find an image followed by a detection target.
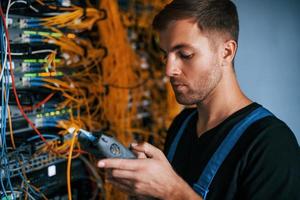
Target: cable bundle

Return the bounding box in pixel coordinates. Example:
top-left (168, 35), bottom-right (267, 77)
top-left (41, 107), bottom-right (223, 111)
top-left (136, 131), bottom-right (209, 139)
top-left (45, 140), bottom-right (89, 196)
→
top-left (0, 0), bottom-right (181, 199)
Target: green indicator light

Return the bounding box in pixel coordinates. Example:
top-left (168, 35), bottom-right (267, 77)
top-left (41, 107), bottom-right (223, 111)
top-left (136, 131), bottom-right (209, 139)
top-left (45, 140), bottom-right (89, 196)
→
top-left (24, 73), bottom-right (37, 77)
top-left (51, 33), bottom-right (63, 38)
top-left (57, 72), bottom-right (64, 76)
top-left (24, 59), bottom-right (37, 63)
top-left (23, 30), bottom-right (37, 35)
top-left (38, 59), bottom-right (47, 63)
top-left (38, 31), bottom-right (50, 36)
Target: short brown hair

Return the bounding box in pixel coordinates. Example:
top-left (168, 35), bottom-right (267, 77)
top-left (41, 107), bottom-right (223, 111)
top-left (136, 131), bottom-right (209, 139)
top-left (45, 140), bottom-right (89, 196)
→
top-left (152, 0), bottom-right (239, 43)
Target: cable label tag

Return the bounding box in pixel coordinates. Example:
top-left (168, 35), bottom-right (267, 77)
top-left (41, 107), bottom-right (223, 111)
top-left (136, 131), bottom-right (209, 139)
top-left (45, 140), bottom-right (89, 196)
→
top-left (48, 165), bottom-right (56, 177)
top-left (7, 18), bottom-right (13, 25)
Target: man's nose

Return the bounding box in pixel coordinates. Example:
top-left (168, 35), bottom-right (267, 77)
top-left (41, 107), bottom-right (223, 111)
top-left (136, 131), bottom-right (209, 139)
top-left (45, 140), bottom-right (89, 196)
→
top-left (165, 56), bottom-right (181, 77)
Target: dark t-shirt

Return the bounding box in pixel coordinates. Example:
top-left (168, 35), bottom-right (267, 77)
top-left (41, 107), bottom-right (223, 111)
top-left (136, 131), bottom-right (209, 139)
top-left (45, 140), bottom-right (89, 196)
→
top-left (164, 103), bottom-right (300, 200)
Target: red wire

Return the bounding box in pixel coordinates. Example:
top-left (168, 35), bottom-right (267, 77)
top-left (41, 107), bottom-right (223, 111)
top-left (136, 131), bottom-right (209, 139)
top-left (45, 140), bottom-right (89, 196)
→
top-left (0, 7), bottom-right (60, 155)
top-left (23, 93), bottom-right (55, 111)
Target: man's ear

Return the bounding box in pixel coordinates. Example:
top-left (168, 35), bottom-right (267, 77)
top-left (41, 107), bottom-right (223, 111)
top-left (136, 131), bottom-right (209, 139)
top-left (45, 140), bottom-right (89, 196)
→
top-left (222, 39), bottom-right (238, 66)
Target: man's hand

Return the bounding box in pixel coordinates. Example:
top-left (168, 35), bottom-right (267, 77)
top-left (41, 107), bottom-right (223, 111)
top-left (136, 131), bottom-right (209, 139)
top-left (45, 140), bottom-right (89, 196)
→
top-left (97, 142), bottom-right (202, 200)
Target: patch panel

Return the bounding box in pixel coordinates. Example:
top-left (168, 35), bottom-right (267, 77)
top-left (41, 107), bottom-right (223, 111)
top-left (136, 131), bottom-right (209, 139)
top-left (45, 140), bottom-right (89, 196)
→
top-left (3, 107), bottom-right (73, 134)
top-left (3, 152), bottom-right (65, 178)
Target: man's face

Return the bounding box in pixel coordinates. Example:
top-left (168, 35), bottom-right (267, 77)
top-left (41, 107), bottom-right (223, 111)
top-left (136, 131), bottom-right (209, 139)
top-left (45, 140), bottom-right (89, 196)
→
top-left (159, 19), bottom-right (223, 105)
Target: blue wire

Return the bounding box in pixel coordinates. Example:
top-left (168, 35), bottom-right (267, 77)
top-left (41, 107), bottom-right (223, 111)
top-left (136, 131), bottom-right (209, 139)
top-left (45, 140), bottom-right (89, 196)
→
top-left (26, 19), bottom-right (41, 23)
top-left (27, 63), bottom-right (44, 68)
top-left (4, 34), bottom-right (15, 200)
top-left (27, 77), bottom-right (43, 81)
top-left (5, 68), bottom-right (15, 197)
top-left (26, 24), bottom-right (42, 28)
top-left (28, 38), bottom-right (45, 43)
top-left (40, 123), bottom-right (58, 128)
top-left (29, 82), bottom-right (45, 87)
top-left (27, 68), bottom-right (46, 73)
top-left (0, 17), bottom-right (16, 199)
top-left (27, 134), bottom-right (59, 142)
top-left (0, 18), bottom-right (9, 198)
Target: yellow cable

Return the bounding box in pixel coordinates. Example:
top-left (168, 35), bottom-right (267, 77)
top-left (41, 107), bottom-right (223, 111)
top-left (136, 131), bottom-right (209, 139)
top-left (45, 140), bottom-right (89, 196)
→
top-left (7, 105), bottom-right (16, 149)
top-left (67, 128), bottom-right (78, 200)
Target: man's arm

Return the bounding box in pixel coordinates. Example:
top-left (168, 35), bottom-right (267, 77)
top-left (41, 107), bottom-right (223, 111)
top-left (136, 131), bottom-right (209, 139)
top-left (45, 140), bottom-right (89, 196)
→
top-left (98, 142), bottom-right (202, 200)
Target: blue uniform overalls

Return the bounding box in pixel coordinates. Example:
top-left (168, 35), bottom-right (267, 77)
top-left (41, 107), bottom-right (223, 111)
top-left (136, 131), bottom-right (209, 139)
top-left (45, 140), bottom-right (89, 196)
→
top-left (167, 107), bottom-right (273, 199)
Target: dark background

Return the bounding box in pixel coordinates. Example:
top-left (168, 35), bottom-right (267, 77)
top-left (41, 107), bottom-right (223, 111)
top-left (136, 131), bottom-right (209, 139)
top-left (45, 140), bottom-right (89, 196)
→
top-left (234, 0), bottom-right (300, 142)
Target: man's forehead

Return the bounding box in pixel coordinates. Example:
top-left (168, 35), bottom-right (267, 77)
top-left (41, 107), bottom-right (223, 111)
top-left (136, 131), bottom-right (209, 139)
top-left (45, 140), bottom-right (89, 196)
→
top-left (158, 19), bottom-right (208, 52)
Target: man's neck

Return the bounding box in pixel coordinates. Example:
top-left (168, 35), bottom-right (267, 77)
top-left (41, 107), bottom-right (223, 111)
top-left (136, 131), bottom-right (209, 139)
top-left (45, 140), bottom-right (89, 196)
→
top-left (196, 68), bottom-right (252, 137)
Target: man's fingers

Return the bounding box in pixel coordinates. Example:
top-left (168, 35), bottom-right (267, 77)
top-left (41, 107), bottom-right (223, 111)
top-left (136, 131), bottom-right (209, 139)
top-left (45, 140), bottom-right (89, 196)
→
top-left (132, 149), bottom-right (147, 159)
top-left (98, 158), bottom-right (143, 170)
top-left (131, 142), bottom-right (162, 159)
top-left (110, 169), bottom-right (136, 180)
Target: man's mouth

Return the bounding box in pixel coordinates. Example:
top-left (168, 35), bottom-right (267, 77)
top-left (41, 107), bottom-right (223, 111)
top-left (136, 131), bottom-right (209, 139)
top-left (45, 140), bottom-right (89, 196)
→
top-left (171, 83), bottom-right (186, 91)
top-left (170, 78), bottom-right (187, 91)
top-left (171, 81), bottom-right (185, 86)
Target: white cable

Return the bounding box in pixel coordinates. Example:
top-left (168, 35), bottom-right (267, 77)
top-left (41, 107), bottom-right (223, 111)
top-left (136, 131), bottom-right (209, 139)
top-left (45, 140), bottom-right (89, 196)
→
top-left (2, 0), bottom-right (55, 59)
top-left (5, 0), bottom-right (13, 27)
top-left (29, 5), bottom-right (39, 13)
top-left (8, 52), bottom-right (25, 56)
top-left (26, 192), bottom-right (37, 200)
top-left (0, 0), bottom-right (11, 82)
top-left (0, 49), bottom-right (56, 55)
top-left (0, 0), bottom-right (12, 83)
top-left (32, 49), bottom-right (56, 54)
top-left (0, 34), bottom-right (7, 82)
top-left (6, 0), bottom-right (39, 15)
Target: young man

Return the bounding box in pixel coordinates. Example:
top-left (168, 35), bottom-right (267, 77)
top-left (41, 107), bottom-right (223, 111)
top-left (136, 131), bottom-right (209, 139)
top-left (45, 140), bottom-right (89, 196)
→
top-left (98, 0), bottom-right (300, 199)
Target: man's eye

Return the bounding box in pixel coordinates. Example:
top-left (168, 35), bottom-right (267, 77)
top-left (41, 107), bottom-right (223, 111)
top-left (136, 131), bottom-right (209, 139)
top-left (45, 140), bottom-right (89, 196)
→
top-left (179, 52), bottom-right (193, 60)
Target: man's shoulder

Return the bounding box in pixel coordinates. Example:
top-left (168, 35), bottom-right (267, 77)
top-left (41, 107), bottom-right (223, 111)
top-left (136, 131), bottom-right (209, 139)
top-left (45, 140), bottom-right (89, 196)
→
top-left (238, 113), bottom-right (300, 174)
top-left (234, 114), bottom-right (300, 199)
top-left (215, 109), bottom-right (300, 199)
top-left (246, 113), bottom-right (298, 148)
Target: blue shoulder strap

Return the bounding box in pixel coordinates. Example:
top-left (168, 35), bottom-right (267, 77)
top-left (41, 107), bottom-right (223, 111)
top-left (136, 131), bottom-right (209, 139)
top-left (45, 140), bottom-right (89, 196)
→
top-left (167, 106), bottom-right (273, 199)
top-left (167, 109), bottom-right (197, 162)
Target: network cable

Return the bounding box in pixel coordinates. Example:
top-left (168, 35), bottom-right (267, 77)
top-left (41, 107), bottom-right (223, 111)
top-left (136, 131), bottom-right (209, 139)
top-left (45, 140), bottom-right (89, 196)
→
top-left (0, 7), bottom-right (15, 198)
